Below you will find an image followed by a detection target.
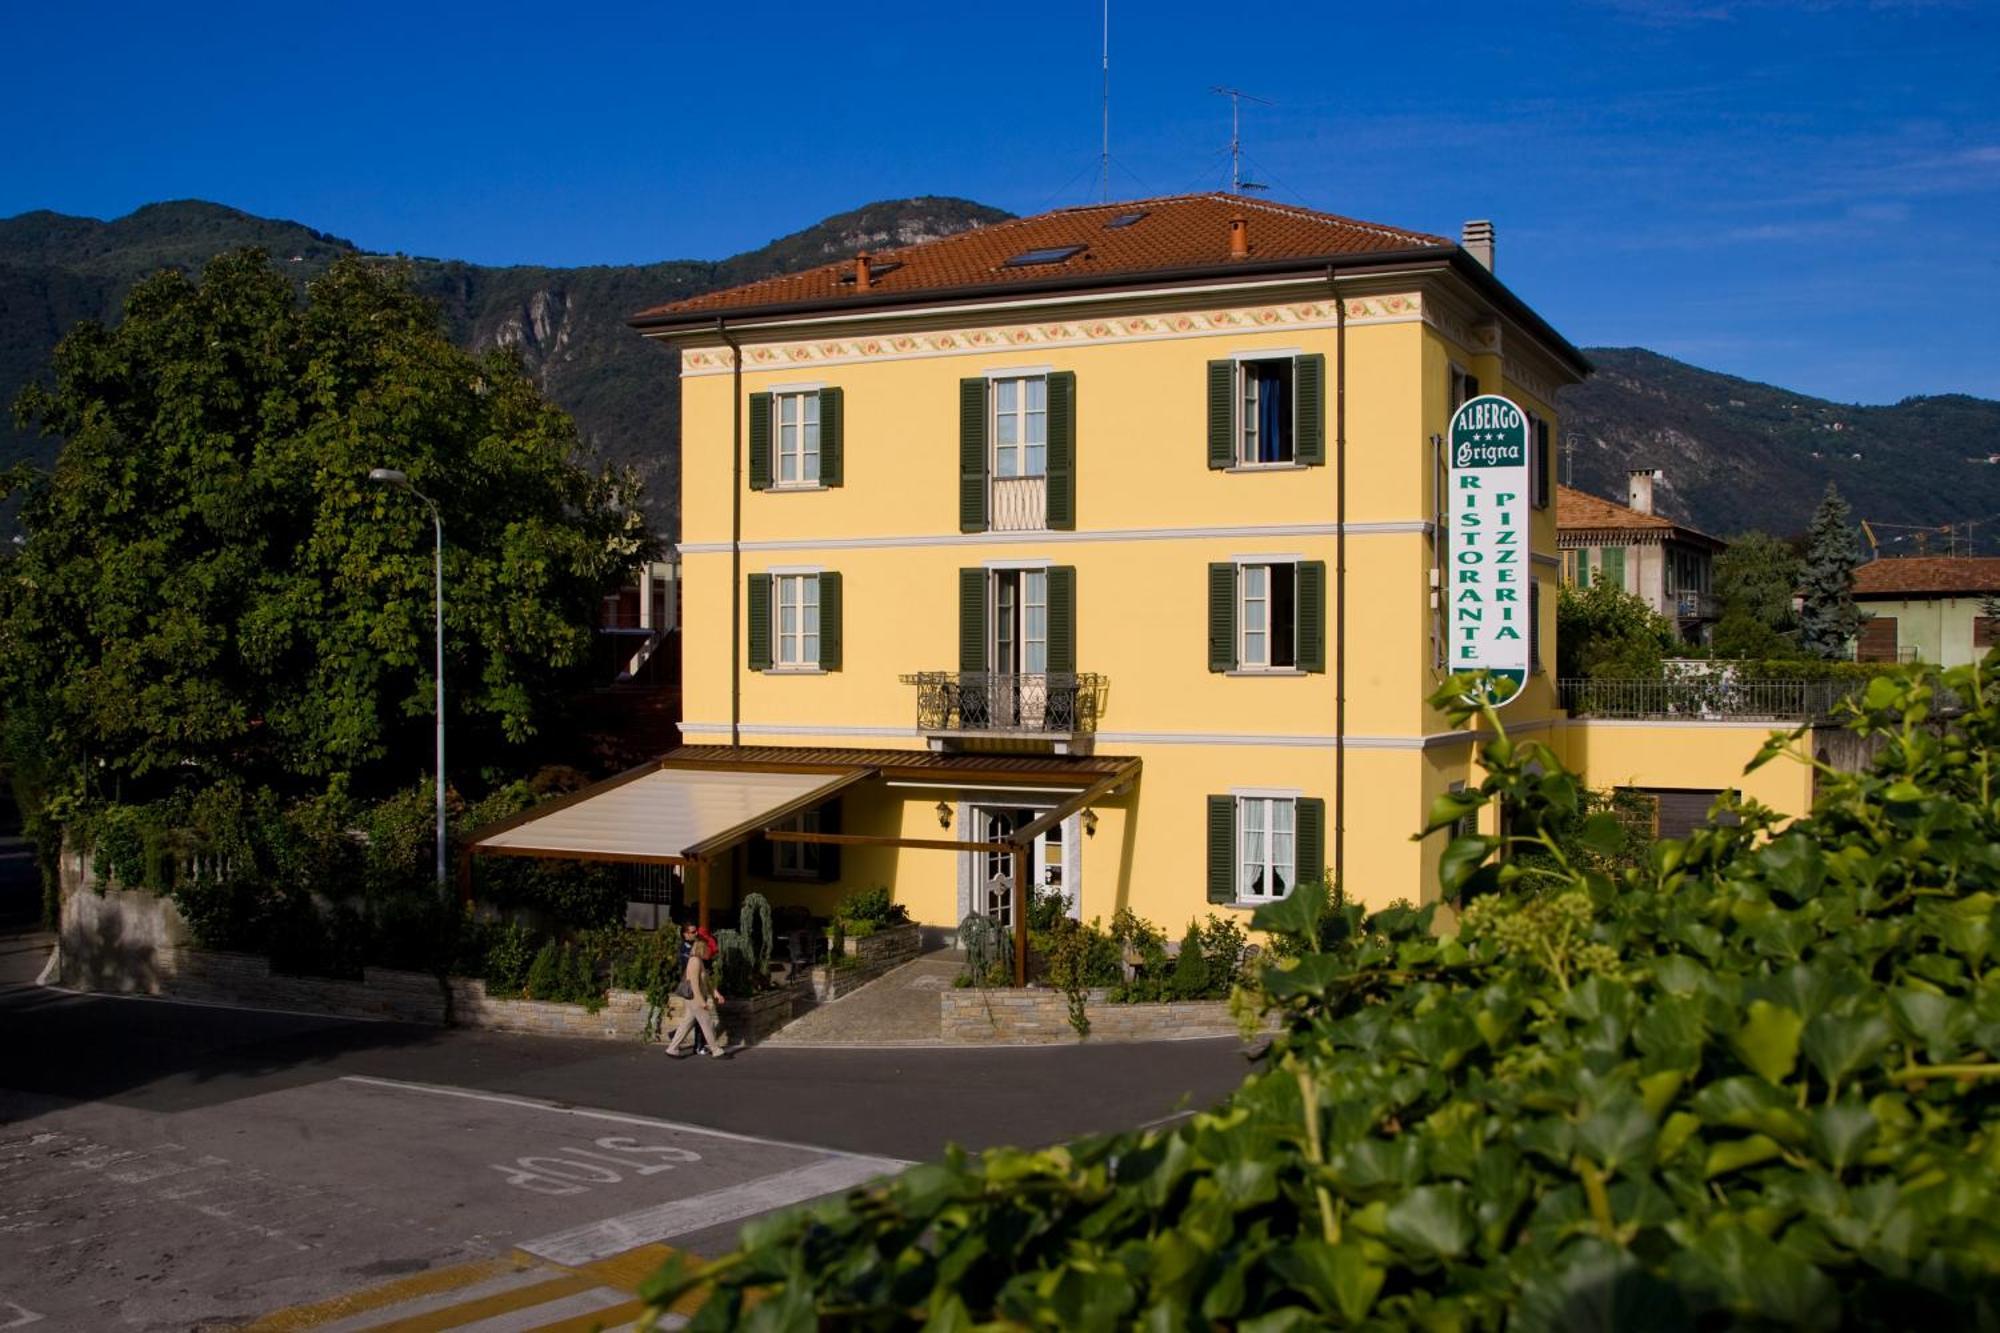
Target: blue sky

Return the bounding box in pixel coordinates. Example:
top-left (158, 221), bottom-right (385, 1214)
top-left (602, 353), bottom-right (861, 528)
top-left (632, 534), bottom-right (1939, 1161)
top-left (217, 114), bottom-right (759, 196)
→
top-left (5, 0), bottom-right (1996, 402)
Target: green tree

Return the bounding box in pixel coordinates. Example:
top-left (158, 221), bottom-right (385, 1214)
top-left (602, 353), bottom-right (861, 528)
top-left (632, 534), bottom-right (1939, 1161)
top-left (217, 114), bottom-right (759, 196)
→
top-left (1711, 530), bottom-right (1802, 658)
top-left (1555, 580), bottom-right (1679, 679)
top-left (2, 249), bottom-right (651, 815)
top-left (1798, 482), bottom-right (1866, 659)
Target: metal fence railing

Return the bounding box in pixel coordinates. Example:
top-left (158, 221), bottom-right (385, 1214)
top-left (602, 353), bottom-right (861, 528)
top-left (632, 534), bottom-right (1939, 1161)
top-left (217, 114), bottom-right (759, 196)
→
top-left (903, 671), bottom-right (1106, 736)
top-left (1559, 677), bottom-right (1862, 721)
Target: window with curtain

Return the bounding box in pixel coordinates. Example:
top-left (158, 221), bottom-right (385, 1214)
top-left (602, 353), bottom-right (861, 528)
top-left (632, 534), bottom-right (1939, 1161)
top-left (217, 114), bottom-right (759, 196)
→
top-left (774, 573), bottom-right (820, 668)
top-left (1238, 796), bottom-right (1295, 900)
top-left (1238, 359), bottom-right (1295, 465)
top-left (773, 391), bottom-right (820, 486)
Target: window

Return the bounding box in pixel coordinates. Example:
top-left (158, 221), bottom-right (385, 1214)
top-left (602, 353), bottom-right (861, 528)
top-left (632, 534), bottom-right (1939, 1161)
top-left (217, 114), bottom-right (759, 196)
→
top-left (1237, 796), bottom-right (1295, 901)
top-left (773, 391), bottom-right (820, 487)
top-left (1104, 211), bottom-right (1148, 228)
top-left (1238, 358), bottom-right (1295, 465)
top-left (1238, 562), bottom-right (1297, 669)
top-left (1002, 245), bottom-right (1086, 267)
top-left (1447, 781), bottom-right (1477, 840)
top-left (774, 573), bottom-right (819, 668)
top-left (991, 375), bottom-right (1047, 479)
top-left (1450, 365), bottom-right (1480, 411)
top-left (772, 809), bottom-right (822, 878)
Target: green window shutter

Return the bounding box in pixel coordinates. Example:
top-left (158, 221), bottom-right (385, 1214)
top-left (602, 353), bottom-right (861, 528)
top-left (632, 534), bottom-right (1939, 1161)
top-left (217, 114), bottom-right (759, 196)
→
top-left (1601, 546), bottom-right (1626, 591)
top-left (1577, 547), bottom-right (1591, 588)
top-left (1295, 798), bottom-right (1326, 891)
top-left (816, 798), bottom-right (842, 884)
top-left (747, 574), bottom-right (772, 671)
top-left (1297, 560), bottom-right (1327, 673)
top-left (1207, 795), bottom-right (1236, 902)
top-left (748, 392), bottom-right (772, 491)
top-left (959, 377), bottom-right (988, 532)
top-left (1529, 578), bottom-right (1541, 673)
top-left (819, 387), bottom-right (843, 487)
top-left (1295, 354), bottom-right (1326, 466)
top-left (1046, 371), bottom-right (1075, 530)
top-left (958, 568), bottom-right (987, 674)
top-left (818, 571), bottom-right (842, 671)
top-left (1207, 360), bottom-right (1235, 469)
top-left (1208, 562), bottom-right (1237, 671)
top-left (1046, 565), bottom-right (1076, 674)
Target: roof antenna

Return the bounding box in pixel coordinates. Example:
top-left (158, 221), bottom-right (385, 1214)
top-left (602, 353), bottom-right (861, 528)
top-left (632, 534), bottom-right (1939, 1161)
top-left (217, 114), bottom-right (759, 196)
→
top-left (1211, 86), bottom-right (1273, 194)
top-left (1100, 0), bottom-right (1110, 202)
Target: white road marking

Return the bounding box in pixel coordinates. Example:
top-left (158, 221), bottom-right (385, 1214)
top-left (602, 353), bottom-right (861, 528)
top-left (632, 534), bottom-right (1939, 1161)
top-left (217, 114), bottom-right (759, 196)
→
top-left (520, 1155), bottom-right (903, 1266)
top-left (339, 1075), bottom-right (915, 1165)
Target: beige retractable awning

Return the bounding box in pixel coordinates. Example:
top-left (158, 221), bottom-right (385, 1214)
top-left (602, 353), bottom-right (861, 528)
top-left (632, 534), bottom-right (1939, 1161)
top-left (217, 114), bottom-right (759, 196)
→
top-left (471, 766), bottom-right (872, 865)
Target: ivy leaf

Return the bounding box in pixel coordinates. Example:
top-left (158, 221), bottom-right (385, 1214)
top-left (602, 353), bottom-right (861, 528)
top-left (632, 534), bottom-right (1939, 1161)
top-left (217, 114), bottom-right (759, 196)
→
top-left (1704, 1133), bottom-right (1785, 1178)
top-left (1439, 834), bottom-right (1498, 895)
top-left (1810, 1102), bottom-right (1878, 1172)
top-left (1383, 1184), bottom-right (1475, 1260)
top-left (1423, 788), bottom-right (1485, 835)
top-left (1268, 1242), bottom-right (1385, 1323)
top-left (1575, 1092), bottom-right (1658, 1177)
top-left (1731, 1000), bottom-right (1805, 1084)
top-left (1577, 812), bottom-right (1626, 857)
top-left (1801, 1011), bottom-right (1893, 1088)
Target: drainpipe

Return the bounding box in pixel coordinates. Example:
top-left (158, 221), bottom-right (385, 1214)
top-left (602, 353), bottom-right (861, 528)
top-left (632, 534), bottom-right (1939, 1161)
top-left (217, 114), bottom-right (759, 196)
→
top-left (717, 317), bottom-right (743, 748)
top-left (1329, 267), bottom-right (1347, 900)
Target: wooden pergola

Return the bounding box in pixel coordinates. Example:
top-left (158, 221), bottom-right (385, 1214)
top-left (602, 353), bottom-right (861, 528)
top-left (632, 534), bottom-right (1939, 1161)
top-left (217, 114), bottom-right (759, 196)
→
top-left (458, 748), bottom-right (1140, 987)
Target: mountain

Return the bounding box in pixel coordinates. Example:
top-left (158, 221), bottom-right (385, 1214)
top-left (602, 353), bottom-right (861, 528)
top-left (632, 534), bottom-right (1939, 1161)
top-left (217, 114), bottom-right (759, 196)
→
top-left (5, 199), bottom-right (1998, 547)
top-left (0, 197), bottom-right (1011, 537)
top-left (1558, 348), bottom-right (2000, 548)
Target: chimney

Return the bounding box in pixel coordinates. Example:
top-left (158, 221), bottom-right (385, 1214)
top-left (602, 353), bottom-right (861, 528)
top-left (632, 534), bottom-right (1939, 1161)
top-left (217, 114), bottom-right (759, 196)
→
top-left (1627, 468), bottom-right (1660, 515)
top-left (1461, 219), bottom-right (1495, 271)
top-left (1228, 216), bottom-right (1249, 259)
top-left (853, 252), bottom-right (873, 290)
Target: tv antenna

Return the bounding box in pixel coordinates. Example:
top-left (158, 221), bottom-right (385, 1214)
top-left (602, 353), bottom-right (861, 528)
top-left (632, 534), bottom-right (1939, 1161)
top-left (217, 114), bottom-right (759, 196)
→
top-left (1100, 0), bottom-right (1110, 201)
top-left (1211, 86), bottom-right (1272, 193)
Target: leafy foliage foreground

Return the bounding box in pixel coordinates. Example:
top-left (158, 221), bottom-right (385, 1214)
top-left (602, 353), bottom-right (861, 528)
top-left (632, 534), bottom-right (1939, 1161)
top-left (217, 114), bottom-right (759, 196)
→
top-left (646, 665), bottom-right (2000, 1330)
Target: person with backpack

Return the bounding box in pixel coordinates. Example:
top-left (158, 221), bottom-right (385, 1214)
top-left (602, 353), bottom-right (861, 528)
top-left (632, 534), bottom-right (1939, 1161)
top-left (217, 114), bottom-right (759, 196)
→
top-left (663, 933), bottom-right (727, 1059)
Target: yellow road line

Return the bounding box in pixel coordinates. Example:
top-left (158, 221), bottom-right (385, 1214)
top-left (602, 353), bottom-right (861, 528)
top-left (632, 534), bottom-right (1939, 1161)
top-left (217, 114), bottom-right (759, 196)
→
top-left (366, 1273), bottom-right (601, 1332)
top-left (244, 1255), bottom-right (533, 1331)
top-left (512, 1297), bottom-right (647, 1332)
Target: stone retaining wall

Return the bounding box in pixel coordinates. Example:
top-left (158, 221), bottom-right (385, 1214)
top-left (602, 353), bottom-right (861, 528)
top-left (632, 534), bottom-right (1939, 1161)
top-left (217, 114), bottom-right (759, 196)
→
top-left (814, 921), bottom-right (922, 1001)
top-left (448, 979), bottom-right (650, 1040)
top-left (940, 988), bottom-right (1253, 1044)
top-left (718, 979), bottom-right (815, 1045)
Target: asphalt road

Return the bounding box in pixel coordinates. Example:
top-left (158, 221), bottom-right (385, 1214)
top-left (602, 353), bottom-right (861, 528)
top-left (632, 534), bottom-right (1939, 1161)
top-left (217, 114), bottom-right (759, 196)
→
top-left (0, 932), bottom-right (1256, 1330)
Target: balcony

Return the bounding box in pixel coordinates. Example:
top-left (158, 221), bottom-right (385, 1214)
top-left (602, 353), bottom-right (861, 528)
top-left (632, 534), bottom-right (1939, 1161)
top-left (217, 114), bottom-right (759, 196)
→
top-left (902, 671), bottom-right (1105, 746)
top-left (1561, 677), bottom-right (1859, 721)
top-left (1671, 590), bottom-right (1720, 621)
top-left (990, 476), bottom-right (1047, 532)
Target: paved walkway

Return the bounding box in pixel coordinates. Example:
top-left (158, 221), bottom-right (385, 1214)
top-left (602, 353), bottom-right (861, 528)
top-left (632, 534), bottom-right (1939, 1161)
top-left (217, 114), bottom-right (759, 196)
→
top-left (761, 954), bottom-right (964, 1047)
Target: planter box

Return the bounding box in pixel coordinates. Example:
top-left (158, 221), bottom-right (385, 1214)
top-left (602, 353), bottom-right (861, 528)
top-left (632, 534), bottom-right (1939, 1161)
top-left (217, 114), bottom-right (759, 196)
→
top-left (940, 988), bottom-right (1260, 1045)
top-left (714, 978), bottom-right (814, 1046)
top-left (448, 980), bottom-right (649, 1040)
top-left (811, 921), bottom-right (923, 1000)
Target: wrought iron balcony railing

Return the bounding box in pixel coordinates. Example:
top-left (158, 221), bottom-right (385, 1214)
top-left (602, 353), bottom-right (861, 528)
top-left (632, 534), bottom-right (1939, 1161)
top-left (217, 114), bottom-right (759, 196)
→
top-left (902, 671), bottom-right (1105, 737)
top-left (1671, 590), bottom-right (1721, 621)
top-left (1560, 677), bottom-right (1858, 721)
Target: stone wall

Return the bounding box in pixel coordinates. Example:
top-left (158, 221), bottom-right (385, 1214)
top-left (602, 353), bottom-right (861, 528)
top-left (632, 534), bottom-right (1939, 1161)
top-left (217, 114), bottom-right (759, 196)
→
top-left (940, 988), bottom-right (1254, 1045)
top-left (717, 979), bottom-right (814, 1045)
top-left (814, 921), bottom-right (922, 1001)
top-left (56, 848), bottom-right (190, 994)
top-left (448, 979), bottom-right (650, 1040)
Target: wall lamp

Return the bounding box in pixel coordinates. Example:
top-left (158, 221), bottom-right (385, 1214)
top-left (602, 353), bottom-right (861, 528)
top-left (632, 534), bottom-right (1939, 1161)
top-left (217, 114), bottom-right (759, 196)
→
top-left (1082, 809), bottom-right (1099, 838)
top-left (935, 800), bottom-right (953, 830)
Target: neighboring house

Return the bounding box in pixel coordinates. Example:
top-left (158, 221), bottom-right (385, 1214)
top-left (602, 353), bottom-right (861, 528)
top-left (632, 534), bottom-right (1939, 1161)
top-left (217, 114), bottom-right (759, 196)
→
top-left (473, 192), bottom-right (1812, 952)
top-left (1849, 556), bottom-right (2000, 664)
top-left (1556, 472), bottom-right (1723, 643)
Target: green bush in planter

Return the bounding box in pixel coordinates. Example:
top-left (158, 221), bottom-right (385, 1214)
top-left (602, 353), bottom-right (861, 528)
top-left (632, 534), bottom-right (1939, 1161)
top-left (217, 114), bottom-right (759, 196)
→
top-left (645, 662), bottom-right (2000, 1330)
top-left (1168, 922), bottom-right (1209, 1000)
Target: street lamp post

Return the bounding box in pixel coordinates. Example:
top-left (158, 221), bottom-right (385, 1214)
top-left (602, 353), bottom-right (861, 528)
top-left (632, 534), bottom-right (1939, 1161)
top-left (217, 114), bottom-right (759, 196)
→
top-left (369, 467), bottom-right (448, 890)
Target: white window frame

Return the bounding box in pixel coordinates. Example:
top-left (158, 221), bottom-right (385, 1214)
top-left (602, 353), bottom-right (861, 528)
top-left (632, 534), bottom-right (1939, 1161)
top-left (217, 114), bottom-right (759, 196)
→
top-left (772, 389), bottom-right (821, 489)
top-left (772, 809), bottom-right (822, 878)
top-left (1236, 793), bottom-right (1297, 902)
top-left (773, 572), bottom-right (820, 669)
top-left (1235, 355), bottom-right (1297, 468)
top-left (1236, 559), bottom-right (1299, 672)
top-left (990, 373), bottom-right (1048, 481)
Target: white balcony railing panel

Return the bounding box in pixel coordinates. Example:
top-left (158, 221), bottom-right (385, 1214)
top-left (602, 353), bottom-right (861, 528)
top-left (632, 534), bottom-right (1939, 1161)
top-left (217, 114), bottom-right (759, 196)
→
top-left (990, 476), bottom-right (1047, 532)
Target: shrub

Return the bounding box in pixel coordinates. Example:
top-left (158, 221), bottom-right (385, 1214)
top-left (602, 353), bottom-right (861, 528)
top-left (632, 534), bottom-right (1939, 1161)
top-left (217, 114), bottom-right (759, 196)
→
top-left (477, 920), bottom-right (537, 995)
top-left (523, 940), bottom-right (562, 1000)
top-left (837, 886), bottom-right (907, 927)
top-left (1167, 923), bottom-right (1210, 1000)
top-left (645, 663), bottom-right (2000, 1329)
top-left (958, 913), bottom-right (1007, 986)
top-left (713, 928), bottom-right (755, 999)
top-left (739, 893), bottom-right (774, 974)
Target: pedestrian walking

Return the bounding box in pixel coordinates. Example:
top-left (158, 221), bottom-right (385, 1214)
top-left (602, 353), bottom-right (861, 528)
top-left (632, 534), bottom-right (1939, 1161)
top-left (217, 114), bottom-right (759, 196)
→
top-left (674, 921), bottom-right (709, 1054)
top-left (663, 934), bottom-right (728, 1059)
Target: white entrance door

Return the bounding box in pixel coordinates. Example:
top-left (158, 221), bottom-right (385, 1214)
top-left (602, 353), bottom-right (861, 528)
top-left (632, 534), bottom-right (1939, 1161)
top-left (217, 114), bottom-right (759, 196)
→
top-left (975, 805), bottom-right (1065, 926)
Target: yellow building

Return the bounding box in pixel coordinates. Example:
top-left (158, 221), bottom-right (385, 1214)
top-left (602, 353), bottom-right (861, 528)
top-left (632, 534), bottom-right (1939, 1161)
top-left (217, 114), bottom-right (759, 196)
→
top-left (576, 193), bottom-right (1598, 942)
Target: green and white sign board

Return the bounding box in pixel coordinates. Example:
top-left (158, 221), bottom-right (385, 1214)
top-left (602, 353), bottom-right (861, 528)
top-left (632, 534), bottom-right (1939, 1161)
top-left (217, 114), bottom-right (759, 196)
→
top-left (1448, 393), bottom-right (1531, 706)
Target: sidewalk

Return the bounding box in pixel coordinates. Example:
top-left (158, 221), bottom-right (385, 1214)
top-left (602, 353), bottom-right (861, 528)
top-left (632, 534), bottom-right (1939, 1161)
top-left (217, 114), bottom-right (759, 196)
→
top-left (761, 953), bottom-right (962, 1047)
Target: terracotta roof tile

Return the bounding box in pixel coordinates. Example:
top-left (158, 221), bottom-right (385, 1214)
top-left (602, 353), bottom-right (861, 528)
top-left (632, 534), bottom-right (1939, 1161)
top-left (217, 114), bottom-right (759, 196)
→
top-left (1853, 556), bottom-right (2000, 598)
top-left (1555, 485), bottom-right (1724, 551)
top-left (631, 193), bottom-right (1451, 323)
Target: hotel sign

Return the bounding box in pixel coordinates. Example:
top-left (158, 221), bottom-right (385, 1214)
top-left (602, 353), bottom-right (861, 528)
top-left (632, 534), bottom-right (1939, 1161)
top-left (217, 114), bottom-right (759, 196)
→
top-left (1447, 394), bottom-right (1530, 706)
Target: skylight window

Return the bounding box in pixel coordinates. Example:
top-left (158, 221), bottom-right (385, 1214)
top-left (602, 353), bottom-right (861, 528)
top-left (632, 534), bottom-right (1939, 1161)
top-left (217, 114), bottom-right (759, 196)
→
top-left (837, 260), bottom-right (902, 283)
top-left (1104, 211), bottom-right (1148, 228)
top-left (1001, 245), bottom-right (1086, 268)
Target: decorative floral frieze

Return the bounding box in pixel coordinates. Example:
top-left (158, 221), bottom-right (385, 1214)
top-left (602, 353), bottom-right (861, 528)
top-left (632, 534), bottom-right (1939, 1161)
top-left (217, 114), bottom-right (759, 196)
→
top-left (680, 295), bottom-right (1426, 374)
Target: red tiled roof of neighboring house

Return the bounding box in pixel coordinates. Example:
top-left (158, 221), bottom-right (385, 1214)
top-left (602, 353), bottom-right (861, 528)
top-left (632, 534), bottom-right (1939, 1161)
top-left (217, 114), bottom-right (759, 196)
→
top-left (1852, 556), bottom-right (2000, 598)
top-left (631, 193), bottom-right (1459, 321)
top-left (1555, 485), bottom-right (1724, 550)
